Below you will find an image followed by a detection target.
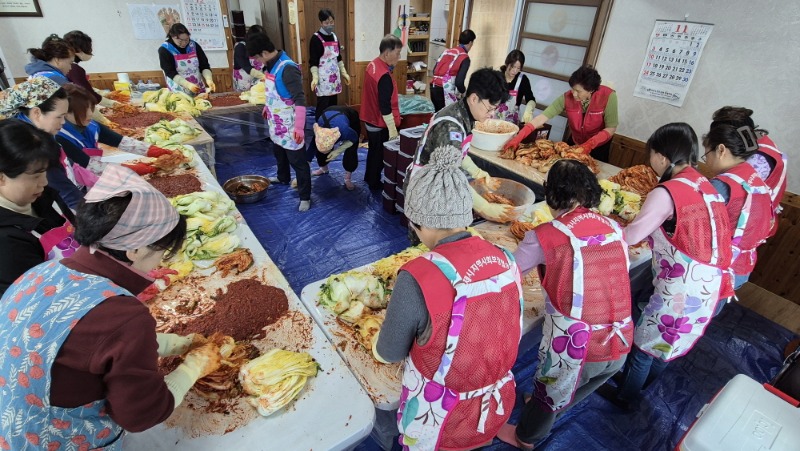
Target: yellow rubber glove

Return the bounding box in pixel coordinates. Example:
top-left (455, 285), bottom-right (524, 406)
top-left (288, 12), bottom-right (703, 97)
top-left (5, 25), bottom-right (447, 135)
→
top-left (156, 333), bottom-right (205, 357)
top-left (471, 185), bottom-right (516, 223)
top-left (522, 100), bottom-right (535, 124)
top-left (164, 341), bottom-right (221, 406)
top-left (202, 69), bottom-right (215, 93)
top-left (98, 96), bottom-right (119, 108)
top-left (310, 66), bottom-right (319, 92)
top-left (91, 108), bottom-right (111, 126)
top-left (326, 140), bottom-right (353, 163)
top-left (249, 68), bottom-right (265, 80)
top-left (371, 331), bottom-right (391, 364)
top-left (461, 155), bottom-right (489, 180)
top-left (174, 75), bottom-right (201, 94)
top-left (338, 61), bottom-right (350, 86)
top-left (382, 114), bottom-right (399, 139)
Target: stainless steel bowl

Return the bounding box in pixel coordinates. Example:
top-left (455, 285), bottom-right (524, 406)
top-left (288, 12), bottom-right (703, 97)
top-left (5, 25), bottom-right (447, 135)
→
top-left (470, 177), bottom-right (536, 221)
top-left (222, 175), bottom-right (270, 203)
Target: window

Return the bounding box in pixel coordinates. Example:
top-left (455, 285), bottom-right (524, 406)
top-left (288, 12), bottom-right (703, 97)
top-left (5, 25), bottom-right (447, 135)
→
top-left (514, 0), bottom-right (613, 141)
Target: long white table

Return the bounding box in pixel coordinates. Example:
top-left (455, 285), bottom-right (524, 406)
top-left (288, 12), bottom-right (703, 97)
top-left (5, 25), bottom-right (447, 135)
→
top-left (102, 151), bottom-right (374, 450)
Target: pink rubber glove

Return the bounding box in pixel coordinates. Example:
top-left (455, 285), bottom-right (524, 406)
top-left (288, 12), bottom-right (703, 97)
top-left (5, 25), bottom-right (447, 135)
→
top-left (293, 106), bottom-right (306, 144)
top-left (581, 130), bottom-right (612, 153)
top-left (72, 163), bottom-right (99, 189)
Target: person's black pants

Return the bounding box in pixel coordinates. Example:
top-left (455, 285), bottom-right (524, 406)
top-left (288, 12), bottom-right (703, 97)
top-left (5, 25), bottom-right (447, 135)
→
top-left (430, 85), bottom-right (445, 112)
top-left (273, 144), bottom-right (311, 201)
top-left (315, 95), bottom-right (338, 120)
top-left (365, 127), bottom-right (388, 190)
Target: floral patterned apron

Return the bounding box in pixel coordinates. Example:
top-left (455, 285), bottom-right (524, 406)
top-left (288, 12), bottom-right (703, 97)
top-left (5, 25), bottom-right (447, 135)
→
top-left (635, 179), bottom-right (728, 361)
top-left (263, 58), bottom-right (304, 151)
top-left (534, 217), bottom-right (631, 411)
top-left (433, 49), bottom-right (463, 107)
top-left (162, 41), bottom-right (206, 96)
top-left (496, 75), bottom-right (523, 124)
top-left (232, 42), bottom-right (265, 92)
top-left (397, 249), bottom-right (523, 450)
top-left (0, 261), bottom-right (129, 450)
top-left (29, 201), bottom-right (78, 260)
top-left (314, 32), bottom-right (342, 97)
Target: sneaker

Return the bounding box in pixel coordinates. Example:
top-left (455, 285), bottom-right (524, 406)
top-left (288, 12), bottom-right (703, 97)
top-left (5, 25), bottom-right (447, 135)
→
top-left (299, 200), bottom-right (310, 211)
top-left (344, 171), bottom-right (354, 191)
top-left (268, 176), bottom-right (285, 185)
top-left (290, 178), bottom-right (297, 189)
top-left (311, 166), bottom-right (329, 176)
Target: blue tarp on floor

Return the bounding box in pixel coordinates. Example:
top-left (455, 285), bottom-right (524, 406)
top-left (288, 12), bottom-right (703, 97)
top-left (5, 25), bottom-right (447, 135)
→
top-left (203, 112), bottom-right (798, 450)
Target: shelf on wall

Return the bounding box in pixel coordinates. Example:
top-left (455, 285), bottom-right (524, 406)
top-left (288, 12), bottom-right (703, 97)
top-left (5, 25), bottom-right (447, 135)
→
top-left (409, 16), bottom-right (430, 22)
top-left (407, 35), bottom-right (430, 40)
top-left (408, 51), bottom-right (428, 57)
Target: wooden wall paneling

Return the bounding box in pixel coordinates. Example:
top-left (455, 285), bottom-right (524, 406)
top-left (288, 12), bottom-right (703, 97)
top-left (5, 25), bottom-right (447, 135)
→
top-left (84, 68), bottom-right (233, 93)
top-left (347, 60), bottom-right (406, 107)
top-left (750, 191), bottom-right (800, 305)
top-left (608, 134), bottom-right (648, 168)
top-left (347, 0), bottom-right (356, 105)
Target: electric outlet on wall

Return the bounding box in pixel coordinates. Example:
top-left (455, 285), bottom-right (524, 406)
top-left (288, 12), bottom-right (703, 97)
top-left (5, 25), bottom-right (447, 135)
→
top-left (361, 32), bottom-right (366, 41)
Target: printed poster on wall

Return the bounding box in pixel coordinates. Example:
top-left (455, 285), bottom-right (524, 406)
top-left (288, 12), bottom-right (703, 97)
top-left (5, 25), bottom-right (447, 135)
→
top-left (633, 20), bottom-right (714, 107)
top-left (180, 0), bottom-right (227, 50)
top-left (128, 4), bottom-right (181, 40)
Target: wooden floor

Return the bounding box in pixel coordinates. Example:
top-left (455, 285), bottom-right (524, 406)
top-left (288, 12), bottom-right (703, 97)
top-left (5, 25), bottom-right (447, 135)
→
top-left (737, 282), bottom-right (800, 335)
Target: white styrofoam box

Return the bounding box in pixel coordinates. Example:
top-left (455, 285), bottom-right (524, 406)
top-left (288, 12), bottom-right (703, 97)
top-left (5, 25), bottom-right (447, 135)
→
top-left (679, 374), bottom-right (800, 451)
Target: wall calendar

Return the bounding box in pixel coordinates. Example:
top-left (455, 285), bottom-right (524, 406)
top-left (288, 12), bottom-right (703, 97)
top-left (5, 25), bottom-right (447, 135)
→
top-left (180, 0), bottom-right (227, 50)
top-left (633, 20), bottom-right (714, 107)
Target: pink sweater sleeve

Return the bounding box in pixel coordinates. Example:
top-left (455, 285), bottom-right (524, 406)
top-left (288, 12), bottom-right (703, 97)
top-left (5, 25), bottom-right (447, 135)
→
top-left (623, 187), bottom-right (674, 245)
top-left (513, 230), bottom-right (546, 275)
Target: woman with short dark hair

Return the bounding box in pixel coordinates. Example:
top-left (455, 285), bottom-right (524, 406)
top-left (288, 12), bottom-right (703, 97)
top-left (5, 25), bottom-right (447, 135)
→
top-left (0, 119), bottom-right (76, 296)
top-left (0, 165), bottom-right (220, 450)
top-left (158, 23), bottom-right (215, 95)
top-left (430, 29), bottom-right (476, 111)
top-left (506, 64), bottom-right (619, 162)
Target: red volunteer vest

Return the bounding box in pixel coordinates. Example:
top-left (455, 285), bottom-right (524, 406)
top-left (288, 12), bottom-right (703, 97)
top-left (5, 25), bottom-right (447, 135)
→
top-left (756, 135), bottom-right (787, 237)
top-left (536, 208), bottom-right (632, 362)
top-left (564, 85), bottom-right (613, 145)
top-left (717, 162), bottom-right (773, 275)
top-left (431, 46), bottom-right (468, 87)
top-left (660, 167), bottom-right (734, 298)
top-left (361, 57), bottom-right (400, 128)
top-left (403, 236), bottom-right (521, 450)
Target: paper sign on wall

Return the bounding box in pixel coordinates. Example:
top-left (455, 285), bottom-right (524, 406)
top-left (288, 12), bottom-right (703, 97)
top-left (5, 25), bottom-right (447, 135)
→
top-left (128, 4), bottom-right (181, 40)
top-left (633, 20), bottom-right (713, 107)
top-left (180, 0), bottom-right (227, 50)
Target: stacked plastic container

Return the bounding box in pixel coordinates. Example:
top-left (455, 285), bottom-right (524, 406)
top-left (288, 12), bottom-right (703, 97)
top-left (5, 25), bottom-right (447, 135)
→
top-left (381, 125), bottom-right (428, 226)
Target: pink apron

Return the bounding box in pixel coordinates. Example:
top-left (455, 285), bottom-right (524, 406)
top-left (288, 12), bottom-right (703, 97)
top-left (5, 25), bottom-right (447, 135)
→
top-left (29, 201), bottom-right (79, 260)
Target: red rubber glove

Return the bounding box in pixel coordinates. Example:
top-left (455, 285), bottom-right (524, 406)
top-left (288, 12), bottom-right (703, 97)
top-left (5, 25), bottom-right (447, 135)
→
top-left (146, 145), bottom-right (174, 158)
top-left (503, 123), bottom-right (536, 152)
top-left (146, 268), bottom-right (179, 284)
top-left (581, 130), bottom-right (612, 154)
top-left (122, 162), bottom-right (158, 176)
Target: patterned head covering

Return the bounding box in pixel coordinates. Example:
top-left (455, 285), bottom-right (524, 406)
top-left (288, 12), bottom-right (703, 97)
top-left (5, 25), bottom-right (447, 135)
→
top-left (313, 122), bottom-right (341, 153)
top-left (0, 76), bottom-right (61, 118)
top-left (84, 165), bottom-right (179, 251)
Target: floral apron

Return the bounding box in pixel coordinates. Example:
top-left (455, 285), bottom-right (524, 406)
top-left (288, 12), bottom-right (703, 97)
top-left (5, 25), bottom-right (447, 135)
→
top-left (0, 261), bottom-right (129, 450)
top-left (635, 179), bottom-right (727, 361)
top-left (409, 116), bottom-right (472, 177)
top-left (264, 57), bottom-right (304, 151)
top-left (496, 75), bottom-right (523, 124)
top-left (397, 249), bottom-right (523, 450)
top-left (29, 201), bottom-right (78, 260)
top-left (433, 49), bottom-right (463, 107)
top-left (534, 218), bottom-right (631, 411)
top-left (58, 121), bottom-right (107, 176)
top-left (314, 32), bottom-right (342, 97)
top-left (232, 42), bottom-right (266, 92)
top-left (162, 41), bottom-right (206, 95)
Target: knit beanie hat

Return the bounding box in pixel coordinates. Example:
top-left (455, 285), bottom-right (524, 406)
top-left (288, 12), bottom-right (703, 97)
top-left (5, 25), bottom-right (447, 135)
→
top-left (405, 146), bottom-right (473, 229)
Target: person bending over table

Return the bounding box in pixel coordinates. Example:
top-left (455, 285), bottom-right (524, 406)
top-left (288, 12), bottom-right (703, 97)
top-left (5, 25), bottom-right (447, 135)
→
top-left (159, 23), bottom-right (216, 96)
top-left (505, 65), bottom-right (618, 163)
top-left (495, 50), bottom-right (535, 125)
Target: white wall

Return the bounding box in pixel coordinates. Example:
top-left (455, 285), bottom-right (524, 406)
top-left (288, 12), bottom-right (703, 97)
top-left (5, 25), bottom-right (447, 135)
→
top-left (596, 0), bottom-right (800, 192)
top-left (0, 0), bottom-right (229, 78)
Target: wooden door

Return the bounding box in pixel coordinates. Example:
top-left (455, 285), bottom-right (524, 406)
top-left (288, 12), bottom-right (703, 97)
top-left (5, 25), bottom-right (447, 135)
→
top-left (260, 0), bottom-right (287, 50)
top-left (302, 0), bottom-right (350, 106)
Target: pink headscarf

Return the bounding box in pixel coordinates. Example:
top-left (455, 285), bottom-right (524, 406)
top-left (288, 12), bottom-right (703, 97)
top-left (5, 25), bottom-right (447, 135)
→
top-left (84, 165), bottom-right (179, 251)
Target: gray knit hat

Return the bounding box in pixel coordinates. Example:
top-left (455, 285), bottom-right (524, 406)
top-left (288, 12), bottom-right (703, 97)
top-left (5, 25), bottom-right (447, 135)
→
top-left (405, 146), bottom-right (473, 229)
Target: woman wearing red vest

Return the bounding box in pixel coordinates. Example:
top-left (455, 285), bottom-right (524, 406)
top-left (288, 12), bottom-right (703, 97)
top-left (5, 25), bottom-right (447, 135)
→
top-left (703, 123), bottom-right (773, 296)
top-left (710, 106), bottom-right (787, 238)
top-left (361, 35), bottom-right (403, 190)
top-left (430, 30), bottom-right (476, 112)
top-left (498, 159), bottom-right (632, 449)
top-left (606, 123), bottom-right (733, 409)
top-left (374, 149), bottom-right (523, 450)
top-left (505, 65), bottom-right (618, 163)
